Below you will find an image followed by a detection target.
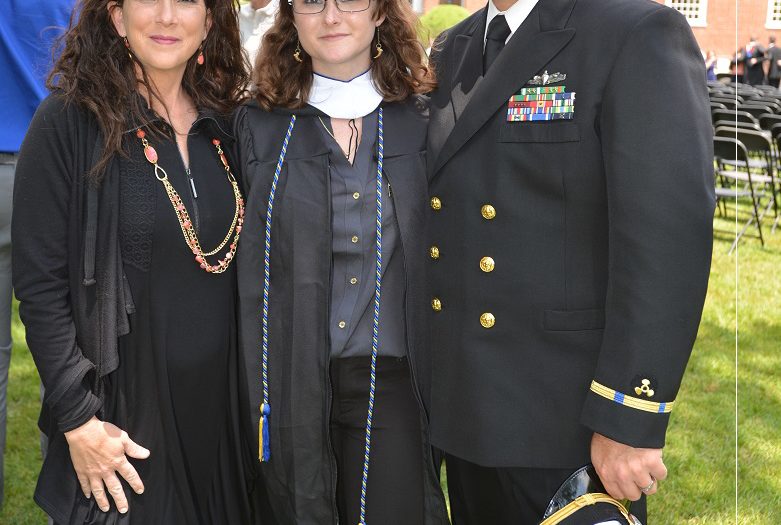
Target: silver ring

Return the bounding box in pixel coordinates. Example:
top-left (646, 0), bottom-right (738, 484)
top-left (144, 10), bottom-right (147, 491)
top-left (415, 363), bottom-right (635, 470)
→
top-left (639, 477), bottom-right (656, 493)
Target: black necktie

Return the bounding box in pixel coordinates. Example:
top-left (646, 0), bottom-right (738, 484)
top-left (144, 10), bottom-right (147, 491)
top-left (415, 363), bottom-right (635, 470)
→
top-left (483, 15), bottom-right (511, 74)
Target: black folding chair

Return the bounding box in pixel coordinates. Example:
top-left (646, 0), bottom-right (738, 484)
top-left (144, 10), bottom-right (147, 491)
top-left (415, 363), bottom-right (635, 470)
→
top-left (759, 113), bottom-right (781, 131)
top-left (716, 127), bottom-right (778, 225)
top-left (713, 136), bottom-right (771, 253)
top-left (710, 102), bottom-right (727, 112)
top-left (712, 110), bottom-right (759, 126)
top-left (740, 104), bottom-right (774, 119)
top-left (754, 84), bottom-right (780, 94)
top-left (719, 89), bottom-right (747, 102)
top-left (750, 99), bottom-right (781, 113)
top-left (710, 97), bottom-right (739, 110)
top-left (714, 121), bottom-right (763, 132)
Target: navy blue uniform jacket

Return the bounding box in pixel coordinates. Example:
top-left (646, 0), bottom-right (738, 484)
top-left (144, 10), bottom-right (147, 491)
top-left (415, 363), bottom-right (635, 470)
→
top-left (427, 0), bottom-right (715, 467)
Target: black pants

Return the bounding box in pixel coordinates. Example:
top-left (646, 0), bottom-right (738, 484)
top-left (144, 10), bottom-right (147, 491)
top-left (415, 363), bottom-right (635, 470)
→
top-left (330, 356), bottom-right (425, 525)
top-left (445, 453), bottom-right (647, 525)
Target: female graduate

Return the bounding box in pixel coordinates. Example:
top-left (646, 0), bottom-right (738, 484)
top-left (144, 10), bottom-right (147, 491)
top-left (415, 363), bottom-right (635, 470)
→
top-left (235, 0), bottom-right (449, 522)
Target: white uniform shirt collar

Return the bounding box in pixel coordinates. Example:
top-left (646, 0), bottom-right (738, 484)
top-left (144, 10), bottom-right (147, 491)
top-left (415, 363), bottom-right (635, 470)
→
top-left (484, 0), bottom-right (540, 46)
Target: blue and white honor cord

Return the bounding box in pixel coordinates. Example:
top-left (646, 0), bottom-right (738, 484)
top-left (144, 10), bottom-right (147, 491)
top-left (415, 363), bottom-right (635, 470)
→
top-left (259, 114), bottom-right (297, 462)
top-left (259, 109), bottom-right (385, 525)
top-left (359, 107), bottom-right (383, 525)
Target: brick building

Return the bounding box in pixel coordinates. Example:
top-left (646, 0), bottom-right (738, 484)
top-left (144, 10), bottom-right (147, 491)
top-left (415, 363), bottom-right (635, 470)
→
top-left (416, 0), bottom-right (779, 60)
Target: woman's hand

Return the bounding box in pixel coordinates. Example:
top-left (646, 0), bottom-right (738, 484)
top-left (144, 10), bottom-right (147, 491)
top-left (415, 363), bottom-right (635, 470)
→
top-left (64, 416), bottom-right (150, 514)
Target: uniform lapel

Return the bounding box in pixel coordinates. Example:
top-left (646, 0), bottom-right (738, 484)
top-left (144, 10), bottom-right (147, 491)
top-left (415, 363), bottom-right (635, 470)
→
top-left (432, 0), bottom-right (577, 176)
top-left (450, 11), bottom-right (487, 123)
top-left (426, 11), bottom-right (485, 178)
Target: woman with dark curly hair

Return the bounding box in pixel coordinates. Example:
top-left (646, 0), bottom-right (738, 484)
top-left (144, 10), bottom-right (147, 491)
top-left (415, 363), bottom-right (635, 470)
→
top-left (235, 0), bottom-right (448, 522)
top-left (12, 0), bottom-right (251, 523)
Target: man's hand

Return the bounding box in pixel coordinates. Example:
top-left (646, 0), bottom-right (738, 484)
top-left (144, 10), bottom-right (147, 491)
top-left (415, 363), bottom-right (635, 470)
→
top-left (590, 432), bottom-right (667, 501)
top-left (64, 417), bottom-right (150, 514)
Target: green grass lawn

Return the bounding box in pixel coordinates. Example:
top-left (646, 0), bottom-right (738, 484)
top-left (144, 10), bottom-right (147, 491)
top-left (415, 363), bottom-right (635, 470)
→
top-left (2, 208), bottom-right (780, 523)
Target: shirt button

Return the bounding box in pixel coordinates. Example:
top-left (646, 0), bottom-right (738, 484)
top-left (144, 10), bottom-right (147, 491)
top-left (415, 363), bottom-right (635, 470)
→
top-left (351, 235), bottom-right (359, 243)
top-left (430, 246), bottom-right (440, 259)
top-left (338, 321), bottom-right (346, 329)
top-left (350, 277), bottom-right (358, 285)
top-left (480, 256), bottom-right (495, 272)
top-left (353, 192), bottom-right (360, 200)
top-left (431, 197), bottom-right (442, 210)
top-left (431, 298), bottom-right (442, 311)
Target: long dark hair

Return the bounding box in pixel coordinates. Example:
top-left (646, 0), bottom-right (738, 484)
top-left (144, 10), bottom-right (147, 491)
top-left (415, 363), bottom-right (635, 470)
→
top-left (253, 0), bottom-right (435, 110)
top-left (48, 0), bottom-right (250, 179)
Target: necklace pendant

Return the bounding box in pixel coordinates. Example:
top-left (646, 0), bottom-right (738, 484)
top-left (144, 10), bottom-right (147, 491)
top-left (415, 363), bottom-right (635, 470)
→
top-left (144, 144), bottom-right (158, 164)
top-left (154, 163), bottom-right (168, 181)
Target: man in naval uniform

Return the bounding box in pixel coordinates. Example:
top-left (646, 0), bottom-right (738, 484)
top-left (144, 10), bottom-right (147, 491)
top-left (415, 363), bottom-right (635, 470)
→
top-left (426, 0), bottom-right (714, 522)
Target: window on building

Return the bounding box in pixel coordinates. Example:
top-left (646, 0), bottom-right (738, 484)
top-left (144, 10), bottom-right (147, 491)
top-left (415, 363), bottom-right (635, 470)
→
top-left (665, 0), bottom-right (707, 27)
top-left (768, 0), bottom-right (781, 29)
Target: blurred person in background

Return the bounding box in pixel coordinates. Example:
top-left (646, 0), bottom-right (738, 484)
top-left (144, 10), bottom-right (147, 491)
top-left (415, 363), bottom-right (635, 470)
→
top-left (767, 35), bottom-right (781, 88)
top-left (239, 0), bottom-right (279, 67)
top-left (741, 36), bottom-right (766, 85)
top-left (705, 50), bottom-right (717, 82)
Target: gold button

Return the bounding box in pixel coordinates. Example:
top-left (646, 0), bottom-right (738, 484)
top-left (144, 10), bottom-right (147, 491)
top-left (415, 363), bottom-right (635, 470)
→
top-left (479, 257), bottom-right (495, 273)
top-left (480, 313), bottom-right (495, 328)
top-left (431, 298), bottom-right (442, 311)
top-left (431, 197), bottom-right (442, 210)
top-left (430, 246), bottom-right (440, 259)
top-left (353, 192), bottom-right (360, 200)
top-left (338, 321), bottom-right (346, 329)
top-left (351, 235), bottom-right (359, 243)
top-left (349, 277), bottom-right (358, 285)
top-left (481, 204), bottom-right (496, 220)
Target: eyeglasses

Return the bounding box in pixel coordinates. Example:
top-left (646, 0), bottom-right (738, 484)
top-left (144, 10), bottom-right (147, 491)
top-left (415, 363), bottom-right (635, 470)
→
top-left (288, 0), bottom-right (371, 15)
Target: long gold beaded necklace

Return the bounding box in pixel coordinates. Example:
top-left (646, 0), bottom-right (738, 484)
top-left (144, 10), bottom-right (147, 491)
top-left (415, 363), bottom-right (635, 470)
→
top-left (136, 128), bottom-right (245, 273)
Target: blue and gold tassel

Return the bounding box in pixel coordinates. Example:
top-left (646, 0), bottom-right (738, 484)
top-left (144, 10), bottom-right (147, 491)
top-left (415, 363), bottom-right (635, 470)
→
top-left (258, 403), bottom-right (271, 461)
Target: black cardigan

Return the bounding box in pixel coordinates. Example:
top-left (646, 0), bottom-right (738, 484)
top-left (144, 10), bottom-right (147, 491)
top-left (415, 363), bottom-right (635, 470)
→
top-left (13, 95), bottom-right (131, 435)
top-left (13, 93), bottom-right (133, 520)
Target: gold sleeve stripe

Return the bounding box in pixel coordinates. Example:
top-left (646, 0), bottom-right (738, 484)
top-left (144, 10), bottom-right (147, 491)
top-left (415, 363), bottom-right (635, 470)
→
top-left (590, 380), bottom-right (675, 414)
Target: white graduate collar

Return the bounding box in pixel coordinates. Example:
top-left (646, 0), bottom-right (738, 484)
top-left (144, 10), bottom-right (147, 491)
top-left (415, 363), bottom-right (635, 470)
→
top-left (307, 69), bottom-right (383, 119)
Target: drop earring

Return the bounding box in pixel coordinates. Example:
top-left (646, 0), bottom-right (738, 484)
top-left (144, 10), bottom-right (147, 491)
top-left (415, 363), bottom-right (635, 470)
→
top-left (293, 40), bottom-right (303, 63)
top-left (373, 27), bottom-right (383, 59)
top-left (123, 36), bottom-right (133, 61)
top-left (197, 44), bottom-right (204, 65)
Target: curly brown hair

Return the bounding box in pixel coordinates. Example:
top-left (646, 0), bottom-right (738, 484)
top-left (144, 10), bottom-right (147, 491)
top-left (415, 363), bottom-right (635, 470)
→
top-left (48, 0), bottom-right (250, 179)
top-left (253, 0), bottom-right (435, 110)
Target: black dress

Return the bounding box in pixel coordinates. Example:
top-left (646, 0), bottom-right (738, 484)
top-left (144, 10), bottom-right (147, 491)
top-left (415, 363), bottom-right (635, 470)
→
top-left (65, 116), bottom-right (250, 524)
